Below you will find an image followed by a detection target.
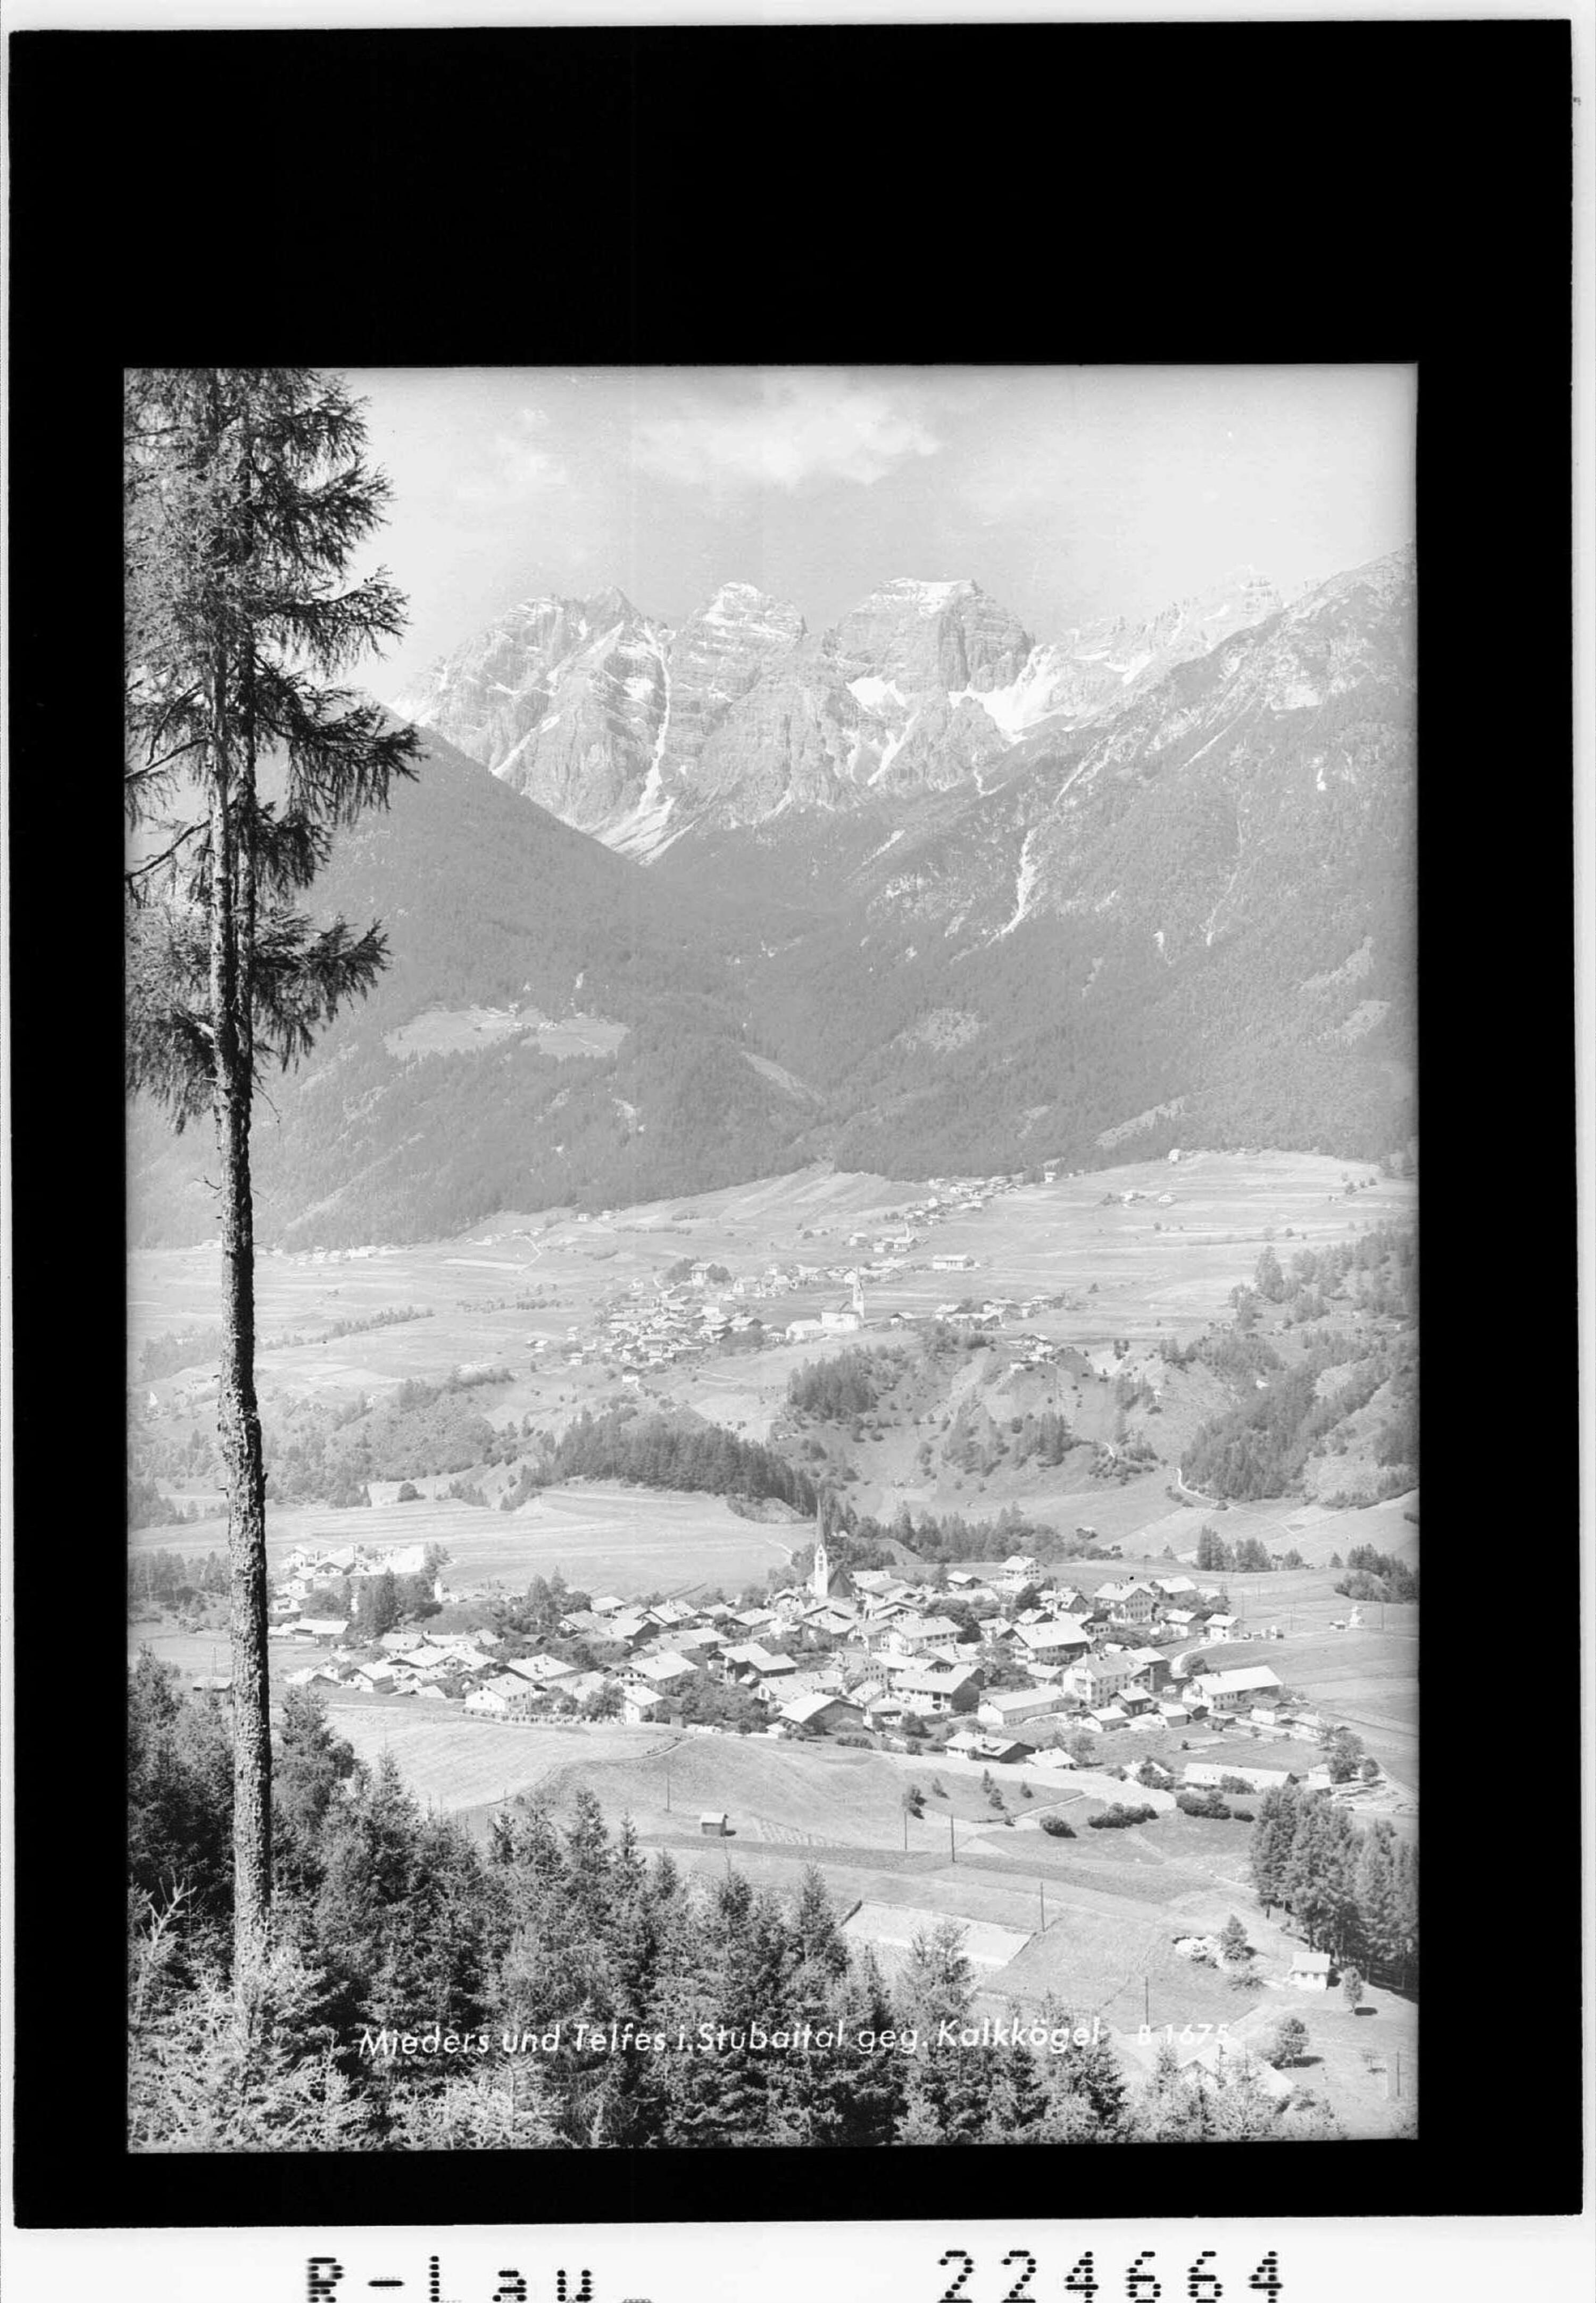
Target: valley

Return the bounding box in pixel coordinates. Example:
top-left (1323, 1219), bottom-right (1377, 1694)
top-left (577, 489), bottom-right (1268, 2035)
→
top-left (129, 1149), bottom-right (1417, 2140)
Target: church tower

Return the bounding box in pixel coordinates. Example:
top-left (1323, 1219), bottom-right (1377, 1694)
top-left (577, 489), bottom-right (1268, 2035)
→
top-left (811, 1489), bottom-right (853, 1603)
top-left (812, 1490), bottom-right (830, 1603)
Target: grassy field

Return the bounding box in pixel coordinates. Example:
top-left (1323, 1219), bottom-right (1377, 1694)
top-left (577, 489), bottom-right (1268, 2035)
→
top-left (128, 1480), bottom-right (796, 1598)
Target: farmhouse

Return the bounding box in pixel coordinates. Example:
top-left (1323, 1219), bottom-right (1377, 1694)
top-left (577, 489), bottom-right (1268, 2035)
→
top-left (977, 1685), bottom-right (1069, 1731)
top-left (1183, 1764), bottom-right (1294, 1793)
top-left (1192, 1665), bottom-right (1283, 1712)
top-left (292, 1616), bottom-right (350, 1642)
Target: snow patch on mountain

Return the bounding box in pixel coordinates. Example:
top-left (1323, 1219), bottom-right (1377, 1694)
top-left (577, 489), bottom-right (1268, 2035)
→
top-left (994, 827), bottom-right (1042, 939)
top-left (848, 676), bottom-right (905, 712)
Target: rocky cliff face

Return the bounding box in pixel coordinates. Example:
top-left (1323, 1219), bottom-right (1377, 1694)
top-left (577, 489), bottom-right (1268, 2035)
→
top-left (853, 548), bottom-right (1415, 955)
top-left (395, 563), bottom-right (1304, 860)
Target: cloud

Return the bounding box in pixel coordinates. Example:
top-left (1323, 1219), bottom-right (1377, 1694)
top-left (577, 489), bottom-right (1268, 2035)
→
top-left (459, 406), bottom-right (568, 502)
top-left (634, 372), bottom-right (941, 492)
top-left (496, 406), bottom-right (567, 486)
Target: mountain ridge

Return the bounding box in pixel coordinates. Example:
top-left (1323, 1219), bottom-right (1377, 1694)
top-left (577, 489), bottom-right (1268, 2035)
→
top-left (394, 555), bottom-right (1380, 860)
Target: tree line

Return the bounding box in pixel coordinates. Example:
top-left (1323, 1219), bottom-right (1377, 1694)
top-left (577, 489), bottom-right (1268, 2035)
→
top-left (499, 1404), bottom-right (817, 1515)
top-left (1249, 1783), bottom-right (1418, 1989)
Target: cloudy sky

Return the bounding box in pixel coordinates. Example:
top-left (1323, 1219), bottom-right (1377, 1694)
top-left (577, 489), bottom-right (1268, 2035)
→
top-left (343, 365), bottom-right (1416, 702)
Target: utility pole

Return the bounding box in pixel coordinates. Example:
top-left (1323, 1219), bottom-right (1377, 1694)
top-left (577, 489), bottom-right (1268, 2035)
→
top-left (1144, 1976), bottom-right (1151, 2028)
top-left (949, 1814), bottom-right (955, 1865)
top-left (1038, 1878), bottom-right (1045, 1932)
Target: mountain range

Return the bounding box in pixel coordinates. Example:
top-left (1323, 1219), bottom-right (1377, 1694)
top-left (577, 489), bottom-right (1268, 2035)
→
top-left (392, 566), bottom-right (1293, 862)
top-left (130, 548), bottom-right (1416, 1248)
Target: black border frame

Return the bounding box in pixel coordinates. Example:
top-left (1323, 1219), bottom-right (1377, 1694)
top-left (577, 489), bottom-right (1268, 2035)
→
top-left (6, 16), bottom-right (1580, 2231)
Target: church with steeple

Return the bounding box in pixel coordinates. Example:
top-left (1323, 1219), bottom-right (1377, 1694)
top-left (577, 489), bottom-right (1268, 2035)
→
top-left (810, 1489), bottom-right (855, 1603)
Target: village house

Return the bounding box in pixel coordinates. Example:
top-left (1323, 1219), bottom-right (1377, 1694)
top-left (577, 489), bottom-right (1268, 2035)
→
top-left (619, 1682), bottom-right (667, 1725)
top-left (781, 1691), bottom-right (866, 1735)
top-left (1062, 1652), bottom-right (1137, 1706)
top-left (893, 1664), bottom-right (981, 1717)
top-left (502, 1653), bottom-right (579, 1688)
top-left (1097, 1579), bottom-right (1159, 1626)
top-left (1016, 1619), bottom-right (1093, 1664)
top-left (461, 1675), bottom-right (528, 1718)
top-left (743, 1652), bottom-right (799, 1694)
top-left (629, 1651), bottom-right (700, 1694)
top-left (1125, 1646), bottom-right (1172, 1691)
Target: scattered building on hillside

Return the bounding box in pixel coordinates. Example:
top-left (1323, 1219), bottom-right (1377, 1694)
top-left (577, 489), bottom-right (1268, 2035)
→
top-left (1289, 1950), bottom-right (1333, 1991)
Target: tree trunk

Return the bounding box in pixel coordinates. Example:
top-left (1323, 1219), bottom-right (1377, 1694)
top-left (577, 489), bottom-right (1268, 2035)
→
top-left (209, 670), bottom-right (272, 1974)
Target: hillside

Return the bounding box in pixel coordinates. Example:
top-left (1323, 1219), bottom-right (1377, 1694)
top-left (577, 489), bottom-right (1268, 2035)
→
top-left (128, 722), bottom-right (823, 1246)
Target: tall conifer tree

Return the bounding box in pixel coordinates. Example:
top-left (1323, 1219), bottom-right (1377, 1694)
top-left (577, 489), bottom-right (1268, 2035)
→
top-left (124, 368), bottom-right (419, 1978)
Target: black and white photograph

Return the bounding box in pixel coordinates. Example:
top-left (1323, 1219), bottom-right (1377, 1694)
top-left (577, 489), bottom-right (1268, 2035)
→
top-left (5, 6), bottom-right (1584, 2273)
top-left (121, 360), bottom-right (1420, 2153)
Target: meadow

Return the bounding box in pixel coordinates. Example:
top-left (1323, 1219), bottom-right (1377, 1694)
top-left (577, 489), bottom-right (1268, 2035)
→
top-left (128, 1479), bottom-right (800, 1597)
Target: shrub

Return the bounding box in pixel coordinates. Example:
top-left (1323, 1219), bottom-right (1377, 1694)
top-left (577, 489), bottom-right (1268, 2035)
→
top-left (1088, 1802), bottom-right (1157, 1831)
top-left (1266, 2014), bottom-right (1310, 2068)
top-left (1218, 1774), bottom-right (1256, 1794)
top-left (1177, 1789), bottom-right (1233, 1819)
top-left (1040, 1813), bottom-right (1076, 1839)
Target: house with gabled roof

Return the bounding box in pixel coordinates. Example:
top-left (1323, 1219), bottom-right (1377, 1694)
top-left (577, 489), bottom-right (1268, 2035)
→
top-left (1016, 1618), bottom-right (1093, 1660)
top-left (893, 1664), bottom-right (981, 1717)
top-left (780, 1692), bottom-right (866, 1734)
top-left (1098, 1579), bottom-right (1159, 1625)
top-left (1062, 1652), bottom-right (1137, 1705)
